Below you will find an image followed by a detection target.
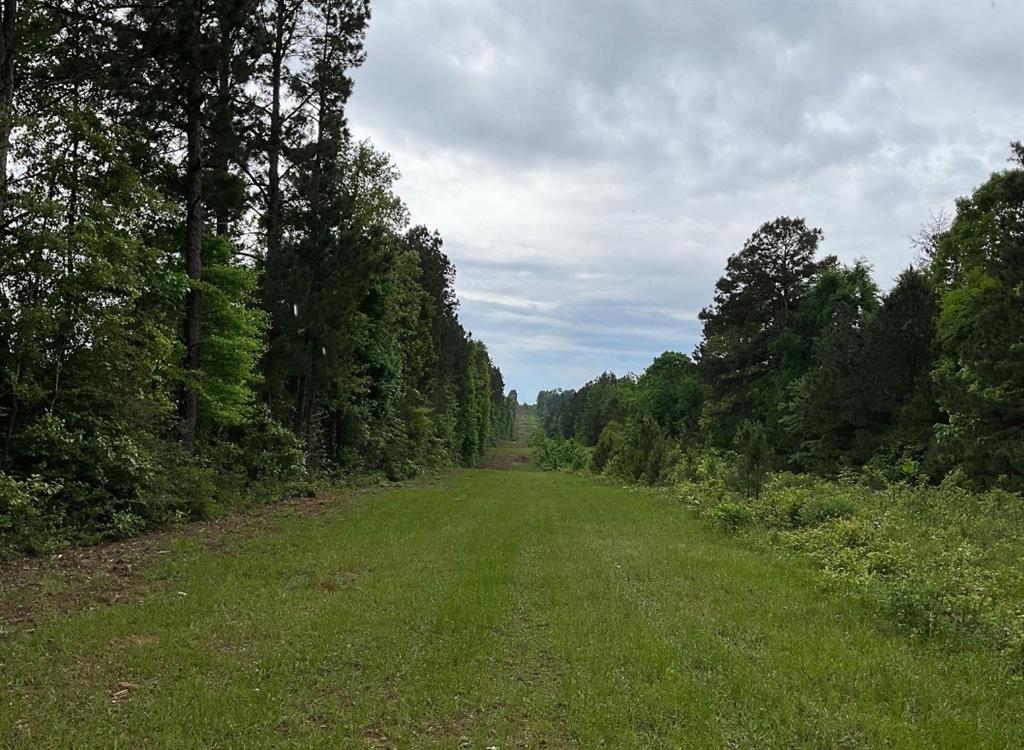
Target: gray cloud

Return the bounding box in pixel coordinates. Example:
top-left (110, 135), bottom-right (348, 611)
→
top-left (349, 0), bottom-right (1024, 400)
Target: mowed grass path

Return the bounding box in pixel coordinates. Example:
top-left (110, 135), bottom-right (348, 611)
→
top-left (2, 455), bottom-right (1022, 748)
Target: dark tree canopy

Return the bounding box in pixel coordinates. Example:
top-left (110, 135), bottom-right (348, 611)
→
top-left (537, 149), bottom-right (1023, 492)
top-left (0, 0), bottom-right (514, 555)
top-left (696, 216), bottom-right (835, 446)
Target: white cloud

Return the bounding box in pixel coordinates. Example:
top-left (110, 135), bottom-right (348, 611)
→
top-left (458, 290), bottom-right (558, 312)
top-left (349, 0), bottom-right (1024, 399)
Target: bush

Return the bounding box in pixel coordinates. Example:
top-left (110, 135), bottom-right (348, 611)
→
top-left (534, 435), bottom-right (588, 471)
top-left (13, 413), bottom-right (156, 505)
top-left (797, 494), bottom-right (856, 526)
top-left (591, 422), bottom-right (621, 473)
top-left (7, 413), bottom-right (160, 538)
top-left (0, 473), bottom-right (65, 555)
top-left (671, 451), bottom-right (1024, 660)
top-left (221, 405), bottom-right (307, 481)
top-left (598, 415), bottom-right (678, 485)
top-left (710, 501), bottom-right (753, 532)
top-left (0, 408), bottom-right (308, 557)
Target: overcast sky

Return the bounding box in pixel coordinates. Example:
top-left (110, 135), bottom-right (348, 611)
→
top-left (347, 0), bottom-right (1024, 402)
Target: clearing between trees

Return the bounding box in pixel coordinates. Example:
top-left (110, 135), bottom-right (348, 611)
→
top-left (1, 446), bottom-right (1021, 749)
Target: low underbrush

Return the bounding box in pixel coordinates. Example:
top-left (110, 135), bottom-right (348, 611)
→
top-left (531, 434), bottom-right (1024, 665)
top-left (0, 407), bottom-right (313, 559)
top-left (675, 467), bottom-right (1024, 665)
top-left (530, 431), bottom-right (589, 472)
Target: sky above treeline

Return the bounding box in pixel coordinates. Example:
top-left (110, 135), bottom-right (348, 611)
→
top-left (347, 0), bottom-right (1024, 402)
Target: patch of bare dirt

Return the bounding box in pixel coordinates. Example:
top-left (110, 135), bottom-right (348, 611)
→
top-left (0, 489), bottom-right (360, 635)
top-left (478, 449), bottom-right (531, 470)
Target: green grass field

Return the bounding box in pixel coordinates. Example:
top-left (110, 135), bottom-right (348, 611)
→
top-left (2, 446), bottom-right (1021, 748)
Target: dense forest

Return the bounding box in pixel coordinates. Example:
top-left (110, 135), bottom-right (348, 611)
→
top-left (535, 144), bottom-right (1023, 494)
top-left (531, 148), bottom-right (1024, 655)
top-left (0, 2), bottom-right (1020, 744)
top-left (0, 0), bottom-right (516, 555)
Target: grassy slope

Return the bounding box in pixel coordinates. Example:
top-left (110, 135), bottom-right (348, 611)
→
top-left (2, 449), bottom-right (1021, 748)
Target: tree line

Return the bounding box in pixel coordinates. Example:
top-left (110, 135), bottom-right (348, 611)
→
top-left (0, 0), bottom-right (515, 554)
top-left (536, 144), bottom-right (1023, 493)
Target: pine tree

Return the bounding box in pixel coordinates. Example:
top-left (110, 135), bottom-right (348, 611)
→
top-left (696, 217), bottom-right (836, 445)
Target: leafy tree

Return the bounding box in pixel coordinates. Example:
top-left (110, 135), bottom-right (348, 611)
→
top-left (489, 368), bottom-right (516, 441)
top-left (861, 268), bottom-right (941, 469)
top-left (604, 414), bottom-right (673, 484)
top-left (591, 421), bottom-right (622, 474)
top-left (536, 388), bottom-right (577, 439)
top-left (0, 0), bottom-right (515, 553)
top-left (197, 236), bottom-right (267, 435)
top-left (782, 261), bottom-right (880, 471)
top-left (572, 373), bottom-right (632, 446)
top-left (696, 217), bottom-right (836, 446)
top-left (460, 341), bottom-right (493, 465)
top-left (930, 144), bottom-right (1024, 489)
top-left (636, 351), bottom-right (702, 440)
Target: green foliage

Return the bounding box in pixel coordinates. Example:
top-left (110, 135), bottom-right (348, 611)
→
top-left (591, 421), bottom-right (621, 473)
top-left (218, 405), bottom-right (306, 482)
top-left (604, 415), bottom-right (677, 485)
top-left (533, 434), bottom-right (589, 472)
top-left (675, 466), bottom-right (1024, 658)
top-left (536, 388), bottom-right (577, 438)
top-left (733, 419), bottom-right (769, 499)
top-left (635, 351), bottom-right (703, 439)
top-left (781, 261), bottom-right (880, 470)
top-left (459, 341), bottom-right (494, 466)
top-left (195, 236), bottom-right (267, 435)
top-left (795, 494), bottom-right (856, 526)
top-left (0, 473), bottom-right (64, 555)
top-left (782, 263), bottom-right (941, 476)
top-left (696, 217), bottom-right (835, 446)
top-left (931, 147), bottom-right (1024, 490)
top-left (709, 501), bottom-right (753, 532)
top-left (0, 0), bottom-right (513, 555)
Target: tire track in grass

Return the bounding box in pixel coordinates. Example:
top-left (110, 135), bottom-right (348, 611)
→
top-left (578, 480), bottom-right (1022, 749)
top-left (1, 467), bottom-right (1022, 748)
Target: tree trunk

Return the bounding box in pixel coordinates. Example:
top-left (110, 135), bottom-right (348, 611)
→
top-left (265, 0), bottom-right (286, 266)
top-left (179, 1), bottom-right (205, 450)
top-left (52, 85), bottom-right (82, 412)
top-left (213, 19), bottom-right (232, 238)
top-left (259, 0), bottom-right (289, 407)
top-left (0, 0), bottom-right (17, 248)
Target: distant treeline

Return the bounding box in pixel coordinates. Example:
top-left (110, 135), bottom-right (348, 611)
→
top-left (0, 0), bottom-right (515, 555)
top-left (536, 144), bottom-right (1023, 492)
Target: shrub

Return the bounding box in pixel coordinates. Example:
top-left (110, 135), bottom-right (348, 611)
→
top-left (797, 494), bottom-right (856, 526)
top-left (671, 452), bottom-right (1024, 660)
top-left (229, 405), bottom-right (307, 481)
top-left (535, 436), bottom-right (588, 472)
top-left (0, 473), bottom-right (65, 555)
top-left (7, 413), bottom-right (161, 538)
top-left (710, 502), bottom-right (753, 532)
top-left (734, 419), bottom-right (770, 499)
top-left (591, 422), bottom-right (621, 473)
top-left (13, 413), bottom-right (156, 506)
top-left (595, 416), bottom-right (684, 485)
